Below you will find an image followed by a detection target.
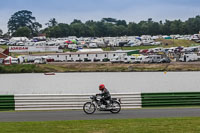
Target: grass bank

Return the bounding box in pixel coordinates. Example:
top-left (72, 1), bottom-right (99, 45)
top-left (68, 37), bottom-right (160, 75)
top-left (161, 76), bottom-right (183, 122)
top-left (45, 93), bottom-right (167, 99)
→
top-left (38, 62), bottom-right (200, 72)
top-left (0, 64), bottom-right (44, 73)
top-left (0, 117), bottom-right (200, 133)
top-left (1, 62), bottom-right (200, 73)
top-left (156, 39), bottom-right (198, 48)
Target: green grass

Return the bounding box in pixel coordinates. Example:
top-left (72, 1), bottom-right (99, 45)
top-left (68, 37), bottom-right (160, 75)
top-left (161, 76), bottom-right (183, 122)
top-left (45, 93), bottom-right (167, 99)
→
top-left (156, 39), bottom-right (199, 48)
top-left (102, 39), bottom-right (199, 51)
top-left (0, 45), bottom-right (8, 50)
top-left (2, 63), bottom-right (200, 73)
top-left (0, 64), bottom-right (44, 73)
top-left (1, 117), bottom-right (200, 133)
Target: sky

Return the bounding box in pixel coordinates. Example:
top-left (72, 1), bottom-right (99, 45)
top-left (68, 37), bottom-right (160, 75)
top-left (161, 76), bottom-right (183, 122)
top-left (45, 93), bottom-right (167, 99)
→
top-left (0, 0), bottom-right (200, 33)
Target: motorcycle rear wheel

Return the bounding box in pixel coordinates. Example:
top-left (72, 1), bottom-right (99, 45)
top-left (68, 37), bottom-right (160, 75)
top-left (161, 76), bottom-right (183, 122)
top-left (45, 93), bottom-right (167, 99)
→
top-left (110, 101), bottom-right (121, 114)
top-left (83, 102), bottom-right (96, 114)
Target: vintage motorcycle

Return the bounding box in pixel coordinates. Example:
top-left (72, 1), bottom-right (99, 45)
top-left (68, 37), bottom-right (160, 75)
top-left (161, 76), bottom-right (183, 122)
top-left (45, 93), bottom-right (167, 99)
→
top-left (83, 95), bottom-right (121, 114)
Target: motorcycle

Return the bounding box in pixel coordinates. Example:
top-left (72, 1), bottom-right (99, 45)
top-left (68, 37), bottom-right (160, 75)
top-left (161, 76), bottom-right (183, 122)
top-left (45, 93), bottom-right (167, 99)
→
top-left (83, 95), bottom-right (121, 114)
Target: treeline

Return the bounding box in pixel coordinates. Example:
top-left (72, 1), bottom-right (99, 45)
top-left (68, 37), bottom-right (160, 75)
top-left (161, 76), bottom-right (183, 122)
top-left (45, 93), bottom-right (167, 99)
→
top-left (3, 10), bottom-right (200, 38)
top-left (43, 17), bottom-right (200, 37)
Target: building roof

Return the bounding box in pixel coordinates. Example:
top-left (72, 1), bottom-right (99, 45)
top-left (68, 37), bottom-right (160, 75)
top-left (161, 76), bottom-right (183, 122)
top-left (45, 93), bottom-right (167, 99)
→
top-left (24, 50), bottom-right (130, 56)
top-left (0, 52), bottom-right (8, 58)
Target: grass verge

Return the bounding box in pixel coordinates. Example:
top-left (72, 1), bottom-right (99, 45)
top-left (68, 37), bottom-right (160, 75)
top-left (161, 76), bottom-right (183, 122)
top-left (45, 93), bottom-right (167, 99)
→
top-left (1, 117), bottom-right (200, 133)
top-left (0, 64), bottom-right (44, 73)
top-left (2, 62), bottom-right (200, 73)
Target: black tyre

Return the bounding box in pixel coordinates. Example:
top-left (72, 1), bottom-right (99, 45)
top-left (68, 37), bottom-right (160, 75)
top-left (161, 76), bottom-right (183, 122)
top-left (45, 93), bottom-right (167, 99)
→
top-left (110, 101), bottom-right (121, 114)
top-left (83, 102), bottom-right (96, 114)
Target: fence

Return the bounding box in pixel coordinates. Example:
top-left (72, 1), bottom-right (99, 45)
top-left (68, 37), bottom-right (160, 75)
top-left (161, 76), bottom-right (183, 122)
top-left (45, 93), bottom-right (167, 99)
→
top-left (0, 95), bottom-right (15, 111)
top-left (15, 93), bottom-right (142, 111)
top-left (142, 92), bottom-right (200, 107)
top-left (2, 92), bottom-right (200, 111)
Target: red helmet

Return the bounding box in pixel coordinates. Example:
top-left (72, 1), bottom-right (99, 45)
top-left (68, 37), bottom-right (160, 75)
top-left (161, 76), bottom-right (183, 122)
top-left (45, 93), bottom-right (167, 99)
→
top-left (99, 84), bottom-right (105, 90)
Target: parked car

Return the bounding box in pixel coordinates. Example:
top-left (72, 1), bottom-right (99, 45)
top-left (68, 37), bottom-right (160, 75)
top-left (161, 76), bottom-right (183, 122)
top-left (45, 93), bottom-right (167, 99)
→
top-left (159, 57), bottom-right (171, 63)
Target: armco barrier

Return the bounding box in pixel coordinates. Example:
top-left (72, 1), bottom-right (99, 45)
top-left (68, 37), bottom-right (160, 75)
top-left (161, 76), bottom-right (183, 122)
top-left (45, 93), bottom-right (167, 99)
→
top-left (0, 95), bottom-right (15, 111)
top-left (142, 92), bottom-right (200, 107)
top-left (14, 93), bottom-right (141, 111)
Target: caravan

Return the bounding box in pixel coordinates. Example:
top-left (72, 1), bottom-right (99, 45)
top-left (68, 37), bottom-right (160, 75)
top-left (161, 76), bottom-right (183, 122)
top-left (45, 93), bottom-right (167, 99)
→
top-left (34, 56), bottom-right (47, 64)
top-left (110, 55), bottom-right (124, 63)
top-left (179, 54), bottom-right (198, 62)
top-left (148, 55), bottom-right (162, 63)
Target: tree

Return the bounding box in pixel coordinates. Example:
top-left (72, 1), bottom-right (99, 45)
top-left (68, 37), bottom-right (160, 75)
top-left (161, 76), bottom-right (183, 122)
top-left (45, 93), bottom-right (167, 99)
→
top-left (0, 29), bottom-right (2, 36)
top-left (46, 18), bottom-right (58, 27)
top-left (71, 19), bottom-right (82, 25)
top-left (170, 20), bottom-right (182, 34)
top-left (44, 23), bottom-right (71, 38)
top-left (70, 23), bottom-right (89, 37)
top-left (102, 18), bottom-right (117, 23)
top-left (116, 20), bottom-right (127, 26)
top-left (127, 22), bottom-right (140, 36)
top-left (40, 15), bottom-right (200, 37)
top-left (162, 20), bottom-right (172, 35)
top-left (8, 10), bottom-right (42, 36)
top-left (12, 27), bottom-right (31, 38)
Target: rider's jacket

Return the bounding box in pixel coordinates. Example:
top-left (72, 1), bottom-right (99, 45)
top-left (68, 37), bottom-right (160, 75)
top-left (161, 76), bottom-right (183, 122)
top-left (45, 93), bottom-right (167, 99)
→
top-left (100, 88), bottom-right (111, 98)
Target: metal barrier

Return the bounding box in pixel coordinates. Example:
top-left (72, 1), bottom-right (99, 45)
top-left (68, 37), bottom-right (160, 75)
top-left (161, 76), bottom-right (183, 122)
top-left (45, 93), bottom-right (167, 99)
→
top-left (15, 93), bottom-right (141, 111)
top-left (0, 95), bottom-right (15, 111)
top-left (3, 92), bottom-right (200, 111)
top-left (142, 92), bottom-right (200, 107)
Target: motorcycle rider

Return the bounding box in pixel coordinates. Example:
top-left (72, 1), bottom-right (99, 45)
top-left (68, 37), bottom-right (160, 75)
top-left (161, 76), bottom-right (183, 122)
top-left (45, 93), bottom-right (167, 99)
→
top-left (97, 84), bottom-right (111, 108)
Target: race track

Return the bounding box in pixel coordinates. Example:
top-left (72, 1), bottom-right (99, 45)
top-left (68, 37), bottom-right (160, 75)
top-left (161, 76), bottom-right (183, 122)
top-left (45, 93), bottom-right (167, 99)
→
top-left (1, 108), bottom-right (200, 122)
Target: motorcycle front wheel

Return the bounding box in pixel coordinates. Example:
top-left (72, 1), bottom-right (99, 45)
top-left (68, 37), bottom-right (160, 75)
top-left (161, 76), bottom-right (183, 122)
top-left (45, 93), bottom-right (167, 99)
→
top-left (110, 101), bottom-right (121, 114)
top-left (83, 102), bottom-right (96, 114)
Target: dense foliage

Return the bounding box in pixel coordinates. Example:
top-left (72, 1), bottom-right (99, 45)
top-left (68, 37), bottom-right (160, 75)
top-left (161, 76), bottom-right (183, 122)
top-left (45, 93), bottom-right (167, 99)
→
top-left (0, 64), bottom-right (43, 73)
top-left (4, 10), bottom-right (200, 37)
top-left (0, 29), bottom-right (2, 36)
top-left (43, 16), bottom-right (200, 38)
top-left (7, 10), bottom-right (42, 37)
top-left (12, 27), bottom-right (31, 38)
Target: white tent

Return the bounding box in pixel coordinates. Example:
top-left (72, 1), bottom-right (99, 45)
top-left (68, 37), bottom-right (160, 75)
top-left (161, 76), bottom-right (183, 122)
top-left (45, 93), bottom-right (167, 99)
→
top-left (4, 56), bottom-right (19, 65)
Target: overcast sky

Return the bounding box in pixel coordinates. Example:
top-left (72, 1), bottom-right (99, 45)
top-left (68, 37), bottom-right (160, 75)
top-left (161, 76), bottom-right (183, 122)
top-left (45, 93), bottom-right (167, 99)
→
top-left (0, 0), bottom-right (200, 33)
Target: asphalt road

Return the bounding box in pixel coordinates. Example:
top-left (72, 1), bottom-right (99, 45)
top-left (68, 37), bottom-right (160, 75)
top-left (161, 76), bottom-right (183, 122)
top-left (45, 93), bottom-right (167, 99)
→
top-left (1, 108), bottom-right (200, 122)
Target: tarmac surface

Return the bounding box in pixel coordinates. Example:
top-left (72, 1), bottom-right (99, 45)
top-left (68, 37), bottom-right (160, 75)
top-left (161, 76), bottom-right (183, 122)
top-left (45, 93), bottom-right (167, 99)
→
top-left (1, 108), bottom-right (200, 122)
